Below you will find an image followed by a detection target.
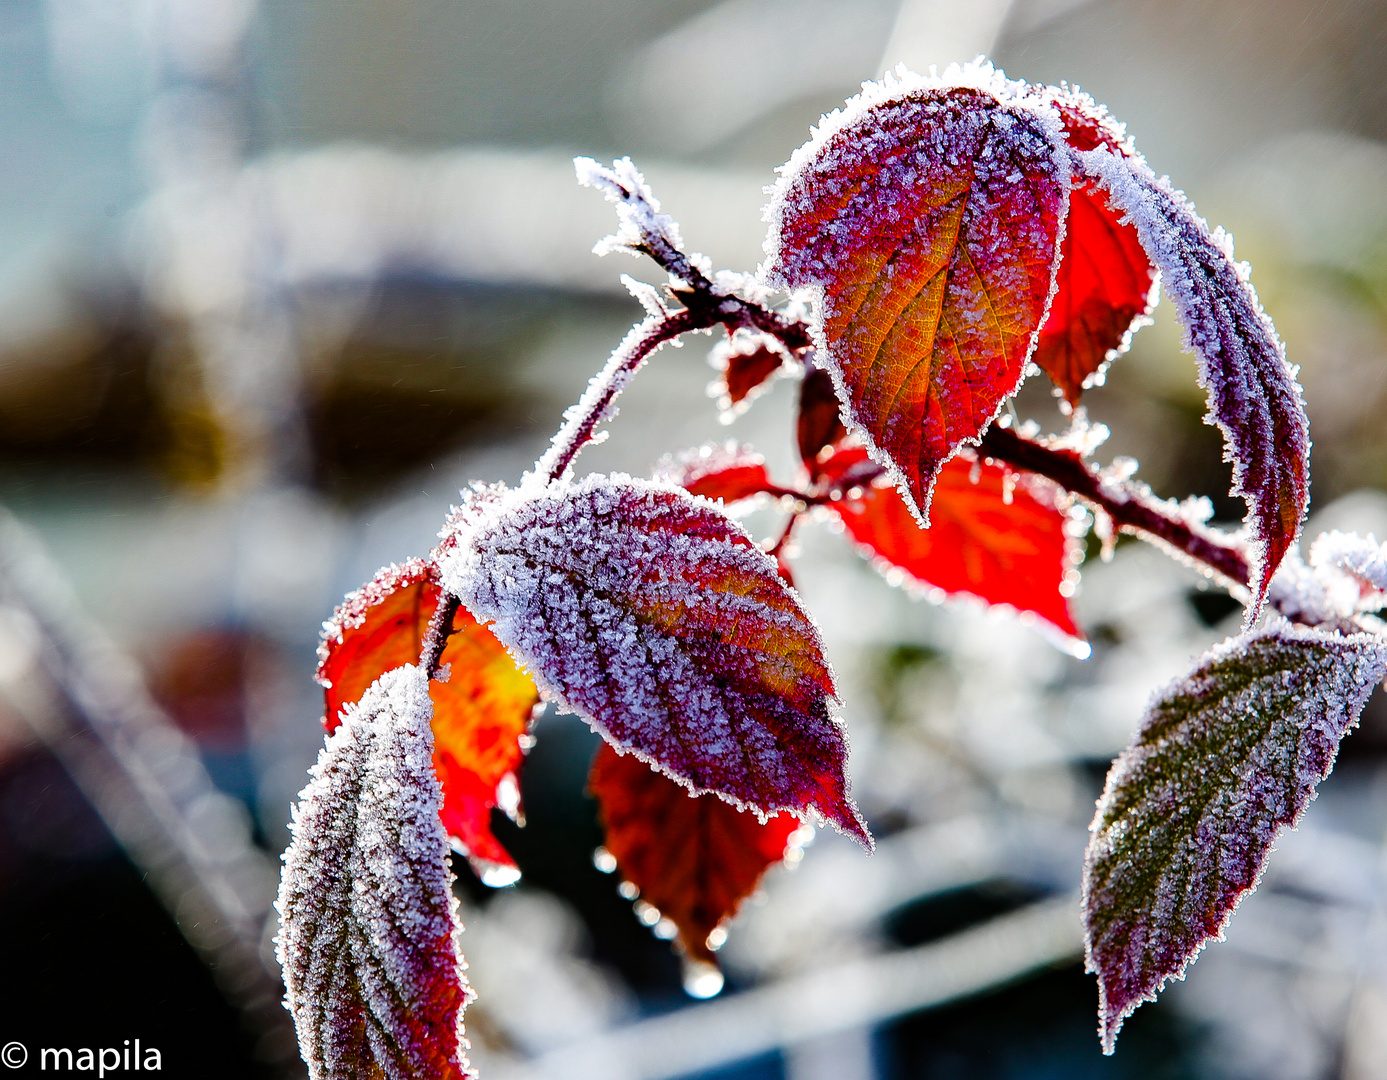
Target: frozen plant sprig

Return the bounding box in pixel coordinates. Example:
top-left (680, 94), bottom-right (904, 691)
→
top-left (281, 61), bottom-right (1386, 1079)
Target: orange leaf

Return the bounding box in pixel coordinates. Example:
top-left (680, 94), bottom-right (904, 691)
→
top-left (589, 743), bottom-right (801, 964)
top-left (765, 74), bottom-right (1068, 523)
top-left (318, 558), bottom-right (538, 878)
top-left (827, 448), bottom-right (1084, 648)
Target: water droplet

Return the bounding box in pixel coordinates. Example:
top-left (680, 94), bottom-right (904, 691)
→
top-left (653, 917), bottom-right (678, 940)
top-left (478, 863), bottom-right (522, 888)
top-left (682, 959), bottom-right (724, 999)
top-left (634, 900), bottom-right (661, 927)
top-left (592, 846), bottom-right (618, 874)
top-left (496, 773), bottom-right (523, 824)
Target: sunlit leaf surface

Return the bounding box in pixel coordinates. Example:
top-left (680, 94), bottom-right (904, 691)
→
top-left (318, 558), bottom-right (538, 878)
top-left (826, 447), bottom-right (1083, 647)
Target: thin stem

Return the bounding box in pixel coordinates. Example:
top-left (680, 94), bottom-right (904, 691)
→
top-left (539, 308), bottom-right (703, 482)
top-left (420, 592), bottom-right (462, 680)
top-left (978, 426), bottom-right (1251, 589)
top-left (769, 512), bottom-right (799, 557)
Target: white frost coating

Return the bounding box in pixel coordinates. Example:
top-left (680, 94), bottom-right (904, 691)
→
top-left (437, 472), bottom-right (870, 845)
top-left (531, 312), bottom-right (684, 484)
top-left (1266, 547), bottom-right (1357, 627)
top-left (276, 666), bottom-right (474, 1080)
top-left (760, 59), bottom-right (1073, 526)
top-left (1310, 530), bottom-right (1387, 596)
top-left (621, 274), bottom-right (669, 320)
top-left (763, 58), bottom-right (1068, 273)
top-left (1078, 146), bottom-right (1310, 621)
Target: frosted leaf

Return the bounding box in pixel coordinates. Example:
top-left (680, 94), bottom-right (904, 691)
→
top-left (1078, 147), bottom-right (1310, 621)
top-left (1083, 623), bottom-right (1387, 1053)
top-left (707, 329), bottom-right (791, 416)
top-left (762, 60), bottom-right (1070, 526)
top-left (276, 666), bottom-right (474, 1080)
top-left (1030, 86), bottom-right (1157, 405)
top-left (654, 443), bottom-right (774, 506)
top-left (438, 474), bottom-right (869, 846)
top-left (1309, 530), bottom-right (1387, 598)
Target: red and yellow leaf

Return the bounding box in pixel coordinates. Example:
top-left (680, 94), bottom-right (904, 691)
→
top-left (317, 558), bottom-right (538, 877)
top-left (589, 744), bottom-right (801, 964)
top-left (765, 70), bottom-right (1068, 523)
top-left (826, 447), bottom-right (1083, 647)
top-left (441, 476), bottom-right (870, 846)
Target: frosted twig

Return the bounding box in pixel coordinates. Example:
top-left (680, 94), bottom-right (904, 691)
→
top-left (419, 591), bottom-right (461, 680)
top-left (541, 159), bottom-right (814, 482)
top-left (977, 427), bottom-right (1251, 592)
top-left (557, 163), bottom-right (1317, 627)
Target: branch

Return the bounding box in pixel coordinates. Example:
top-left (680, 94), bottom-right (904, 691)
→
top-left (977, 426), bottom-right (1252, 591)
top-left (537, 307), bottom-right (704, 482)
top-left (420, 592), bottom-right (461, 680)
top-left (570, 158), bottom-right (1264, 606)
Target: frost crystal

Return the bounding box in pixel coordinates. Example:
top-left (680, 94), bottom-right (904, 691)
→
top-left (438, 473), bottom-right (870, 846)
top-left (1310, 529), bottom-right (1387, 597)
top-left (1083, 623), bottom-right (1387, 1053)
top-left (276, 665), bottom-right (474, 1080)
top-left (1078, 147), bottom-right (1310, 620)
top-left (575, 156), bottom-right (686, 264)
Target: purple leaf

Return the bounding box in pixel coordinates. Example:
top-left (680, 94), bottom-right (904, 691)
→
top-left (1079, 149), bottom-right (1310, 621)
top-left (277, 665), bottom-right (474, 1080)
top-left (438, 474), bottom-right (870, 847)
top-left (1084, 624), bottom-right (1387, 1053)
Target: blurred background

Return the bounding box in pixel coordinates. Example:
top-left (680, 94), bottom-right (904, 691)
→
top-left (2, 0), bottom-right (1387, 1077)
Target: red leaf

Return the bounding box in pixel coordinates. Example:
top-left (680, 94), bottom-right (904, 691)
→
top-left (765, 68), bottom-right (1068, 524)
top-left (1034, 184), bottom-right (1154, 405)
top-left (1032, 89), bottom-right (1156, 405)
top-left (828, 449), bottom-right (1084, 647)
top-left (589, 743), bottom-right (801, 964)
top-left (657, 444), bottom-right (775, 506)
top-left (723, 344), bottom-right (786, 405)
top-left (440, 475), bottom-right (871, 846)
top-left (318, 559), bottom-right (539, 879)
top-left (815, 444), bottom-right (885, 492)
top-left (797, 365), bottom-right (848, 475)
